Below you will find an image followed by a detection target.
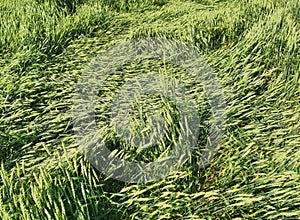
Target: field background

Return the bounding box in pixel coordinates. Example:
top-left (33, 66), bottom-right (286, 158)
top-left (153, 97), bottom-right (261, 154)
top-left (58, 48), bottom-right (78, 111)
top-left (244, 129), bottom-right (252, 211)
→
top-left (0, 0), bottom-right (299, 219)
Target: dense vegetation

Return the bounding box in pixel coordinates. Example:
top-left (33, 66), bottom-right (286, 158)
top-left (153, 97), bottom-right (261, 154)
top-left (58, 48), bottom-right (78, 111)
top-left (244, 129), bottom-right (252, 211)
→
top-left (0, 0), bottom-right (299, 219)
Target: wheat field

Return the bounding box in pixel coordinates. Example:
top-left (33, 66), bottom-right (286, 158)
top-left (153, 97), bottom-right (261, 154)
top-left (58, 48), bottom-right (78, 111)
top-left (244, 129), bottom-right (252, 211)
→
top-left (0, 0), bottom-right (299, 219)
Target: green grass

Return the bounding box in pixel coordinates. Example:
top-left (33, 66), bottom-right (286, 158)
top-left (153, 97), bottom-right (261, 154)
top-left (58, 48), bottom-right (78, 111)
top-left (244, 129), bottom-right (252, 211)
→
top-left (0, 0), bottom-right (299, 219)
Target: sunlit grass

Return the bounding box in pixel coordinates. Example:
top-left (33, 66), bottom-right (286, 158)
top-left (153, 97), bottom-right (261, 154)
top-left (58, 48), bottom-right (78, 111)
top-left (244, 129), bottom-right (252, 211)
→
top-left (0, 0), bottom-right (299, 219)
